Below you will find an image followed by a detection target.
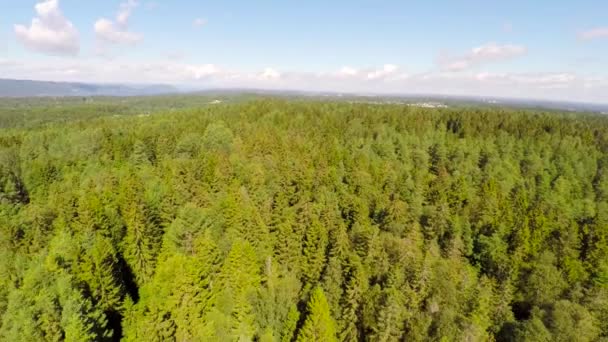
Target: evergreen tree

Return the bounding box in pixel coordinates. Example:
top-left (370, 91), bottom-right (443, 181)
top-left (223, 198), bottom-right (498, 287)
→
top-left (78, 234), bottom-right (123, 313)
top-left (217, 240), bottom-right (261, 340)
top-left (296, 287), bottom-right (338, 342)
top-left (282, 304), bottom-right (300, 342)
top-left (301, 206), bottom-right (328, 289)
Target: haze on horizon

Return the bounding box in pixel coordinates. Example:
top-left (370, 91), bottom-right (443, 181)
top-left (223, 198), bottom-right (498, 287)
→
top-left (1, 0), bottom-right (607, 103)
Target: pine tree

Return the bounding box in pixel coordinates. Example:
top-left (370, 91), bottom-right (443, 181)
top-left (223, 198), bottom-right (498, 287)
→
top-left (271, 192), bottom-right (302, 274)
top-left (217, 240), bottom-right (261, 340)
top-left (121, 201), bottom-right (160, 286)
top-left (162, 203), bottom-right (207, 256)
top-left (282, 304), bottom-right (300, 342)
top-left (78, 234), bottom-right (123, 313)
top-left (296, 287), bottom-right (338, 342)
top-left (192, 231), bottom-right (222, 318)
top-left (321, 256), bottom-right (343, 321)
top-left (370, 288), bottom-right (405, 342)
top-left (0, 264), bottom-right (111, 341)
top-left (120, 176), bottom-right (162, 287)
top-left (222, 186), bottom-right (271, 259)
top-left (301, 206), bottom-right (328, 288)
top-left (338, 256), bottom-right (366, 342)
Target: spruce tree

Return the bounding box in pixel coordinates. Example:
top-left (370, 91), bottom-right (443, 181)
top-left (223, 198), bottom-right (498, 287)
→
top-left (296, 287), bottom-right (337, 342)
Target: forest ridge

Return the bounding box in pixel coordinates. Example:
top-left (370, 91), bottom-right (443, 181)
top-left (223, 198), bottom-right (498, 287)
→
top-left (0, 99), bottom-right (607, 341)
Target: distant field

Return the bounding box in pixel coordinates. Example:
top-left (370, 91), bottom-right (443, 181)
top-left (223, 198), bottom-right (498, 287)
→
top-left (0, 93), bottom-right (605, 130)
top-left (0, 95), bottom-right (247, 129)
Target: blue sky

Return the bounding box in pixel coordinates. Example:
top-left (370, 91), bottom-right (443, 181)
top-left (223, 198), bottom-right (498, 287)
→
top-left (1, 0), bottom-right (607, 102)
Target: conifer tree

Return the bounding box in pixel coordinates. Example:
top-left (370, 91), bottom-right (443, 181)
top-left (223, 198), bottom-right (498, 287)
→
top-left (120, 177), bottom-right (162, 286)
top-left (78, 234), bottom-right (123, 313)
top-left (282, 304), bottom-right (300, 342)
top-left (370, 287), bottom-right (405, 342)
top-left (296, 287), bottom-right (337, 342)
top-left (301, 206), bottom-right (328, 288)
top-left (338, 256), bottom-right (366, 341)
top-left (217, 240), bottom-right (261, 340)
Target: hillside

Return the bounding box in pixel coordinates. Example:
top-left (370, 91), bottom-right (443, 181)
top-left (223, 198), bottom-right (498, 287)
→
top-left (0, 79), bottom-right (177, 97)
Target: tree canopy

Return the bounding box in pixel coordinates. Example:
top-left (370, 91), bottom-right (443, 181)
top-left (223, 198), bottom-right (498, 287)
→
top-left (1, 97), bottom-right (607, 341)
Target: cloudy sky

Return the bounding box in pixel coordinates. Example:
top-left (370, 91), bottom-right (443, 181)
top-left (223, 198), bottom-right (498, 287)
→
top-left (1, 0), bottom-right (607, 103)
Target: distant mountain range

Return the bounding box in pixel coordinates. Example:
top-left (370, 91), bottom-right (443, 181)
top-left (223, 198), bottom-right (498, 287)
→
top-left (0, 79), bottom-right (177, 97)
top-left (1, 78), bottom-right (607, 114)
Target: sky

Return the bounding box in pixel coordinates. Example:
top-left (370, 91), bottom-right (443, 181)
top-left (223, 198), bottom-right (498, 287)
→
top-left (1, 0), bottom-right (608, 103)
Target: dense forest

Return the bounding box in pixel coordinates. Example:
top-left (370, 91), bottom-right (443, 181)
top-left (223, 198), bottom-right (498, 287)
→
top-left (0, 98), bottom-right (607, 341)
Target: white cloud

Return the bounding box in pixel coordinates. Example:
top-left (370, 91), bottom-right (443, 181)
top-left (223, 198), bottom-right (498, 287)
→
top-left (1, 60), bottom-right (606, 103)
top-left (471, 43), bottom-right (526, 59)
top-left (95, 0), bottom-right (142, 45)
top-left (366, 64), bottom-right (398, 80)
top-left (0, 59), bottom-right (19, 72)
top-left (323, 64), bottom-right (405, 81)
top-left (193, 18), bottom-right (207, 28)
top-left (117, 0), bottom-right (138, 25)
top-left (514, 73), bottom-right (576, 85)
top-left (260, 68), bottom-right (281, 80)
top-left (14, 0), bottom-right (79, 56)
top-left (339, 66), bottom-right (358, 76)
top-left (186, 64), bottom-right (220, 79)
top-left (412, 71), bottom-right (606, 101)
top-left (439, 42), bottom-right (527, 71)
top-left (95, 19), bottom-right (141, 44)
top-left (474, 72), bottom-right (577, 87)
top-left (579, 27), bottom-right (608, 40)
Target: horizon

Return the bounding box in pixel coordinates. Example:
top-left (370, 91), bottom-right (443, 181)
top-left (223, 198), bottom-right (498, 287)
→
top-left (1, 1), bottom-right (607, 103)
top-left (4, 77), bottom-right (608, 108)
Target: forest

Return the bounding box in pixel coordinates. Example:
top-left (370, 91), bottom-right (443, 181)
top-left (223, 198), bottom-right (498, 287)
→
top-left (0, 97), bottom-right (607, 341)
